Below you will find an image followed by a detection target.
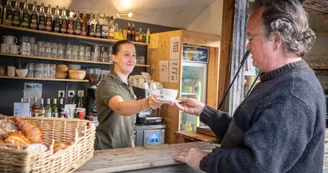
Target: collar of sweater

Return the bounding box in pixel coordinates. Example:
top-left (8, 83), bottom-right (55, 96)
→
top-left (260, 60), bottom-right (308, 82)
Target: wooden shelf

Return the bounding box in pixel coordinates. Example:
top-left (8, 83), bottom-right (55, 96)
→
top-left (0, 53), bottom-right (150, 67)
top-left (316, 32), bottom-right (328, 37)
top-left (311, 66), bottom-right (328, 70)
top-left (0, 75), bottom-right (88, 82)
top-left (0, 25), bottom-right (149, 46)
top-left (181, 92), bottom-right (198, 96)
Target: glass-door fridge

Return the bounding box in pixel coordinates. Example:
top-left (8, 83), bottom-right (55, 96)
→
top-left (180, 45), bottom-right (208, 131)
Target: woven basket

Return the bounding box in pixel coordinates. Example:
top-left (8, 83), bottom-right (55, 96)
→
top-left (0, 117), bottom-right (96, 173)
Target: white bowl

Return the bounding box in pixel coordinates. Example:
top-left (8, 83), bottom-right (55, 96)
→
top-left (69, 64), bottom-right (81, 70)
top-left (16, 69), bottom-right (28, 77)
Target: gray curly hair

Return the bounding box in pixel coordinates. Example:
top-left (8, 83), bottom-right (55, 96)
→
top-left (253, 0), bottom-right (316, 57)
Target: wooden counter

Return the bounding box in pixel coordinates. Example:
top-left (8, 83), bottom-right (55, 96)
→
top-left (76, 129), bottom-right (328, 173)
top-left (76, 142), bottom-right (217, 173)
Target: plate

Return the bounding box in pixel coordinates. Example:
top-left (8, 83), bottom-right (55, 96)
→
top-left (157, 98), bottom-right (181, 104)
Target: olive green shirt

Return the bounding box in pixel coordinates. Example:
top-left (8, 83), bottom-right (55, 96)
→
top-left (94, 71), bottom-right (136, 150)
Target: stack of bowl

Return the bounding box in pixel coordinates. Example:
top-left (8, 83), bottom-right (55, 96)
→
top-left (56, 64), bottom-right (69, 79)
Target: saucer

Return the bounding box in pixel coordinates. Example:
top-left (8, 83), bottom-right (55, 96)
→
top-left (157, 98), bottom-right (181, 104)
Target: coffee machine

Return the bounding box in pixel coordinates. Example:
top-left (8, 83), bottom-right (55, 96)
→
top-left (133, 86), bottom-right (166, 146)
top-left (86, 68), bottom-right (101, 118)
top-left (132, 86), bottom-right (163, 124)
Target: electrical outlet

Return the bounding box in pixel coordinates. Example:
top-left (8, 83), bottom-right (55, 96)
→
top-left (78, 90), bottom-right (84, 97)
top-left (68, 90), bottom-right (75, 97)
top-left (58, 90), bottom-right (65, 97)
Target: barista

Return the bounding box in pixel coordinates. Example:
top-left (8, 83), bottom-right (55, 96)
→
top-left (95, 40), bottom-right (162, 150)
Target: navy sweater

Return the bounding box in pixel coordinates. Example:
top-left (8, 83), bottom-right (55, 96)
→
top-left (199, 60), bottom-right (326, 173)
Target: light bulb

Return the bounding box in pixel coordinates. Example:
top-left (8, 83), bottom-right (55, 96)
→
top-left (128, 12), bottom-right (133, 17)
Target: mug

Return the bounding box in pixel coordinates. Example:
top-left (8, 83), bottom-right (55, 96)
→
top-left (7, 66), bottom-right (16, 77)
top-left (158, 88), bottom-right (178, 102)
top-left (0, 66), bottom-right (6, 76)
top-left (9, 45), bottom-right (21, 54)
top-left (3, 35), bottom-right (18, 45)
top-left (1, 43), bottom-right (9, 53)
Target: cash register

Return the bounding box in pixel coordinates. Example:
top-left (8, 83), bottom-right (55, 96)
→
top-left (132, 86), bottom-right (166, 146)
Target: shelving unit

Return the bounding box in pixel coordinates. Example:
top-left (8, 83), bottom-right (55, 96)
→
top-left (0, 25), bottom-right (148, 46)
top-left (0, 53), bottom-right (150, 67)
top-left (316, 32), bottom-right (328, 37)
top-left (0, 75), bottom-right (88, 82)
top-left (311, 66), bottom-right (328, 70)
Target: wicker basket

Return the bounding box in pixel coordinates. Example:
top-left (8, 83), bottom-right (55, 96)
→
top-left (0, 117), bottom-right (96, 173)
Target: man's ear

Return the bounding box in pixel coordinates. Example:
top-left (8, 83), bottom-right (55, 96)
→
top-left (273, 31), bottom-right (282, 50)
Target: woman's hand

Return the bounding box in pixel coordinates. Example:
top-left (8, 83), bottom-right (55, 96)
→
top-left (146, 95), bottom-right (163, 109)
top-left (172, 98), bottom-right (205, 116)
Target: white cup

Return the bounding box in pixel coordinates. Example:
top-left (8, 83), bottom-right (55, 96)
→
top-left (7, 66), bottom-right (16, 76)
top-left (10, 45), bottom-right (21, 54)
top-left (3, 35), bottom-right (18, 45)
top-left (158, 88), bottom-right (178, 102)
top-left (1, 43), bottom-right (9, 53)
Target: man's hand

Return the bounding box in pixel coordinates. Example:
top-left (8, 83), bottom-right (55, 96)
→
top-left (172, 147), bottom-right (206, 171)
top-left (172, 98), bottom-right (205, 116)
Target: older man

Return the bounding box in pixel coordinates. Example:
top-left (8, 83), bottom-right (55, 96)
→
top-left (172, 0), bottom-right (326, 172)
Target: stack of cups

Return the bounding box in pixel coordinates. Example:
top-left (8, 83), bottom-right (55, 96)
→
top-left (1, 35), bottom-right (20, 55)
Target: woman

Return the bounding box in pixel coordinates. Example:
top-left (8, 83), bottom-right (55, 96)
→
top-left (95, 40), bottom-right (162, 150)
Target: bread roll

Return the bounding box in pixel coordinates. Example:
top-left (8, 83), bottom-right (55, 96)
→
top-left (53, 141), bottom-right (72, 153)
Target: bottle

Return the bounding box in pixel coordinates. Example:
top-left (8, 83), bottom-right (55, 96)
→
top-left (27, 98), bottom-right (31, 116)
top-left (80, 12), bottom-right (88, 36)
top-left (87, 13), bottom-right (96, 37)
top-left (66, 9), bottom-right (74, 34)
top-left (127, 23), bottom-right (131, 41)
top-left (101, 13), bottom-right (109, 39)
top-left (45, 4), bottom-right (53, 32)
top-left (60, 7), bottom-right (67, 33)
top-left (118, 28), bottom-right (123, 40)
top-left (38, 3), bottom-right (46, 30)
top-left (45, 98), bottom-right (52, 117)
top-left (20, 0), bottom-right (30, 28)
top-left (135, 27), bottom-right (139, 42)
top-left (52, 6), bottom-right (61, 32)
top-left (39, 98), bottom-right (45, 117)
top-left (12, 0), bottom-right (21, 27)
top-left (141, 29), bottom-right (146, 43)
top-left (108, 16), bottom-right (114, 39)
top-left (58, 98), bottom-right (66, 118)
top-left (146, 28), bottom-right (151, 43)
top-left (138, 28), bottom-right (143, 42)
top-left (113, 23), bottom-right (119, 40)
top-left (31, 96), bottom-right (39, 117)
top-left (3, 0), bottom-right (13, 26)
top-left (51, 98), bottom-right (58, 118)
top-left (131, 23), bottom-right (136, 41)
top-left (73, 10), bottom-right (81, 35)
top-left (0, 3), bottom-right (3, 24)
top-left (94, 13), bottom-right (102, 38)
top-left (29, 1), bottom-right (38, 29)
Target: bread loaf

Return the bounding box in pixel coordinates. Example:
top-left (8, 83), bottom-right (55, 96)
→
top-left (13, 117), bottom-right (44, 144)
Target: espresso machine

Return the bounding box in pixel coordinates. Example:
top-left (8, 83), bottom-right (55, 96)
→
top-left (86, 68), bottom-right (101, 119)
top-left (133, 86), bottom-right (166, 146)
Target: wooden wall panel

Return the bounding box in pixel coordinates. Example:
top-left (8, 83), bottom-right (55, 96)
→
top-left (207, 47), bottom-right (220, 108)
top-left (148, 30), bottom-right (183, 144)
top-left (218, 0), bottom-right (235, 111)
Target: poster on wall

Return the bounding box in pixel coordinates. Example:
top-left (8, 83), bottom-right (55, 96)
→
top-left (169, 60), bottom-right (179, 83)
top-left (159, 60), bottom-right (169, 82)
top-left (170, 37), bottom-right (180, 59)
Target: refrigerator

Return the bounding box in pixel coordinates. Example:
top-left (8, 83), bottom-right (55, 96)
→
top-left (180, 45), bottom-right (208, 131)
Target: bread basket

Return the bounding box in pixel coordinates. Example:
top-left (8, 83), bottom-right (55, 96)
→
top-left (69, 70), bottom-right (86, 80)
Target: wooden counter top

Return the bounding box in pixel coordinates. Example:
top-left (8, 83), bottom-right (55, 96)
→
top-left (76, 129), bottom-right (328, 173)
top-left (76, 142), bottom-right (217, 173)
